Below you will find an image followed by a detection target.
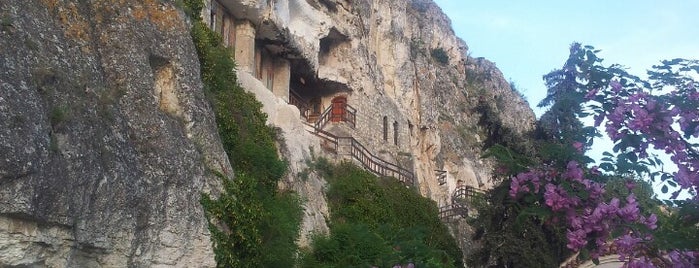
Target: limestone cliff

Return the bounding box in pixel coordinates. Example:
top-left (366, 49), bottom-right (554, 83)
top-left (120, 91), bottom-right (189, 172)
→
top-left (0, 0), bottom-right (535, 266)
top-left (213, 0), bottom-right (535, 254)
top-left (0, 0), bottom-right (229, 266)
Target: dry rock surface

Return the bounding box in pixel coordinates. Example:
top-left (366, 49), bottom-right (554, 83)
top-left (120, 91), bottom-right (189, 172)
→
top-left (0, 0), bottom-right (229, 266)
top-left (223, 0), bottom-right (535, 259)
top-left (0, 0), bottom-right (535, 266)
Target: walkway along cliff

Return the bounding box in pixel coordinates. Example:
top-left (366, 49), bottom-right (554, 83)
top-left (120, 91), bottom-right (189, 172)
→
top-left (0, 0), bottom-right (535, 266)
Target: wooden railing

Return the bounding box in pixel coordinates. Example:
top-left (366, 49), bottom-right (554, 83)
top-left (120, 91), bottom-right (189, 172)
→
top-left (341, 103), bottom-right (357, 128)
top-left (307, 125), bottom-right (415, 186)
top-left (289, 89), bottom-right (310, 119)
top-left (451, 185), bottom-right (486, 205)
top-left (341, 137), bottom-right (414, 185)
top-left (314, 104), bottom-right (334, 130)
top-left (314, 102), bottom-right (357, 130)
top-left (439, 203), bottom-right (467, 222)
top-left (435, 170), bottom-right (447, 185)
top-left (439, 185), bottom-right (486, 221)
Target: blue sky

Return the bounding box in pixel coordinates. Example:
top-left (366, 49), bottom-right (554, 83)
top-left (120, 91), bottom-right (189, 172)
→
top-left (432, 0), bottom-right (699, 116)
top-left (431, 0), bottom-right (699, 198)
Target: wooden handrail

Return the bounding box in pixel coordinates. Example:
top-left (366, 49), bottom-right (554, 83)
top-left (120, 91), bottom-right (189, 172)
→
top-left (314, 104), bottom-right (334, 130)
top-left (439, 185), bottom-right (486, 221)
top-left (342, 137), bottom-right (414, 185)
top-left (451, 185), bottom-right (485, 205)
top-left (314, 102), bottom-right (356, 130)
top-left (343, 104), bottom-right (356, 128)
top-left (306, 121), bottom-right (415, 186)
top-left (439, 203), bottom-right (468, 221)
top-left (289, 89), bottom-right (310, 118)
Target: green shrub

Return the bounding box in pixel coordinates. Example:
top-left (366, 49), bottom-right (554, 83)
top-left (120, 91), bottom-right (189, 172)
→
top-left (184, 1), bottom-right (301, 267)
top-left (302, 162), bottom-right (463, 267)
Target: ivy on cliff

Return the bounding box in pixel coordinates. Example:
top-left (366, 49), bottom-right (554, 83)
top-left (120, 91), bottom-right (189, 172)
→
top-left (183, 1), bottom-right (302, 267)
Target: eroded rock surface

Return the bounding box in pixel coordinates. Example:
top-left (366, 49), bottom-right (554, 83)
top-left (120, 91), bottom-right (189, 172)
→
top-left (0, 0), bottom-right (536, 266)
top-left (0, 0), bottom-right (229, 266)
top-left (218, 0), bottom-right (535, 260)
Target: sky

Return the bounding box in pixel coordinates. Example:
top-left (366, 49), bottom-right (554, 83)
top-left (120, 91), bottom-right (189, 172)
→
top-left (432, 0), bottom-right (699, 116)
top-left (431, 0), bottom-right (699, 198)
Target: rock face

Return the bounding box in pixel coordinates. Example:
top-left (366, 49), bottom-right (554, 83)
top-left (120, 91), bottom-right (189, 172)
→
top-left (0, 0), bottom-right (536, 266)
top-left (0, 0), bottom-right (230, 266)
top-left (209, 0), bottom-right (536, 260)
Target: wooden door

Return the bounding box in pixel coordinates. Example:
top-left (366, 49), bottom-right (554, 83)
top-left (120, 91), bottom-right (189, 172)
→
top-left (331, 96), bottom-right (346, 122)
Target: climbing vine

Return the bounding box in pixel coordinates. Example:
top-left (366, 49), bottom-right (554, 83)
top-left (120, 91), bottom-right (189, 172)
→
top-left (183, 1), bottom-right (302, 267)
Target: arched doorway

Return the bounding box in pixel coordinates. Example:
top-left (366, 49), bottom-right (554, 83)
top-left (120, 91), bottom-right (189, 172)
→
top-left (331, 96), bottom-right (347, 122)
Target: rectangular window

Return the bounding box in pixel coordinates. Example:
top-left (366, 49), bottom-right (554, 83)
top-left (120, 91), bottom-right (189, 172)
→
top-left (266, 65), bottom-right (274, 90)
top-left (213, 2), bottom-right (223, 37)
top-left (212, 1), bottom-right (236, 48)
top-left (227, 17), bottom-right (236, 48)
top-left (393, 121), bottom-right (399, 146)
top-left (383, 116), bottom-right (388, 141)
top-left (254, 46), bottom-right (262, 79)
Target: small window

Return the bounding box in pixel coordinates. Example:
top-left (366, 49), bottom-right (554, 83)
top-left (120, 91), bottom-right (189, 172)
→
top-left (254, 46), bottom-right (262, 79)
top-left (311, 98), bottom-right (322, 115)
top-left (383, 116), bottom-right (388, 141)
top-left (213, 3), bottom-right (223, 36)
top-left (393, 121), bottom-right (399, 146)
top-left (266, 64), bottom-right (274, 90)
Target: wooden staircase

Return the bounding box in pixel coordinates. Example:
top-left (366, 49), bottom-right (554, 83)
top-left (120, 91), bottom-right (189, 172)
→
top-left (305, 105), bottom-right (414, 186)
top-left (439, 185), bottom-right (486, 222)
top-left (298, 99), bottom-right (484, 222)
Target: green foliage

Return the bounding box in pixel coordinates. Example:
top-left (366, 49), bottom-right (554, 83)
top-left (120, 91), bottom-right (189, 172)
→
top-left (260, 192), bottom-right (304, 267)
top-left (468, 43), bottom-right (602, 265)
top-left (301, 162), bottom-right (462, 267)
top-left (410, 38), bottom-right (425, 58)
top-left (181, 0), bottom-right (205, 17)
top-left (654, 202), bottom-right (699, 251)
top-left (466, 183), bottom-right (569, 267)
top-left (537, 43), bottom-right (601, 146)
top-left (200, 173), bottom-right (264, 268)
top-left (481, 144), bottom-right (533, 175)
top-left (184, 0), bottom-right (302, 267)
top-left (431, 48), bottom-right (449, 65)
top-left (474, 98), bottom-right (534, 158)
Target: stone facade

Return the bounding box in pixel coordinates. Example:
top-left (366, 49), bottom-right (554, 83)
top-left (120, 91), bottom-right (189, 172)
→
top-left (201, 0), bottom-right (536, 259)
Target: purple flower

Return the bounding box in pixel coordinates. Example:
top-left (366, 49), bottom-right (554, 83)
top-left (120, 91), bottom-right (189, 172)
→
top-left (566, 229), bottom-right (588, 250)
top-left (627, 256), bottom-right (654, 268)
top-left (668, 250), bottom-right (696, 268)
top-left (509, 176), bottom-right (522, 198)
top-left (544, 183), bottom-right (569, 211)
top-left (564, 161), bottom-right (584, 182)
top-left (618, 195), bottom-right (640, 222)
top-left (643, 214), bottom-right (657, 230)
top-left (615, 234), bottom-right (642, 259)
